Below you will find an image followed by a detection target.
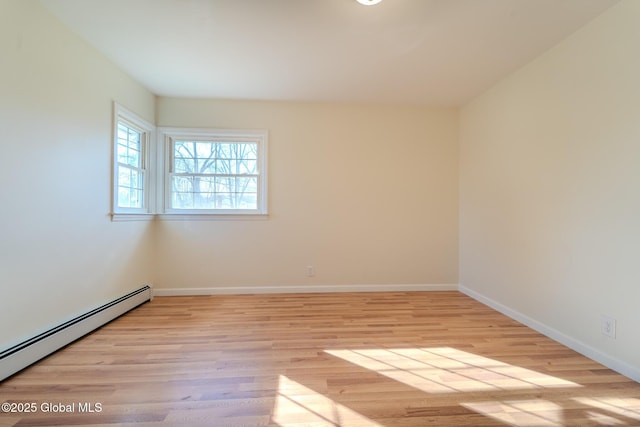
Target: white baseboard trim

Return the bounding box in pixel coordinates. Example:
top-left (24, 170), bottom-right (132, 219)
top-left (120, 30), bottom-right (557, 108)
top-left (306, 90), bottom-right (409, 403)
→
top-left (153, 283), bottom-right (458, 296)
top-left (459, 285), bottom-right (640, 383)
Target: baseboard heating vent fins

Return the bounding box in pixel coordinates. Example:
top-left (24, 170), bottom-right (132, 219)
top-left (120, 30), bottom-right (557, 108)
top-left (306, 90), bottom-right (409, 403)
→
top-left (0, 285), bottom-right (152, 381)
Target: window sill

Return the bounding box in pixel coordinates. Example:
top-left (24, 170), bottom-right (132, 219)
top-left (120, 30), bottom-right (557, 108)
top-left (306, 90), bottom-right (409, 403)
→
top-left (111, 213), bottom-right (155, 222)
top-left (157, 213), bottom-right (269, 221)
top-left (111, 212), bottom-right (269, 222)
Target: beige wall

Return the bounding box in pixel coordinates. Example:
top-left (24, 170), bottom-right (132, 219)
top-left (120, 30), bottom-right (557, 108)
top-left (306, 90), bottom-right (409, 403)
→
top-left (156, 98), bottom-right (459, 290)
top-left (460, 0), bottom-right (640, 377)
top-left (0, 0), bottom-right (155, 348)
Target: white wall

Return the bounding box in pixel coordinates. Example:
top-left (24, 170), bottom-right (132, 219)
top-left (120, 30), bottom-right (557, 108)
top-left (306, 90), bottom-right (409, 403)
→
top-left (0, 0), bottom-right (155, 349)
top-left (156, 98), bottom-right (459, 291)
top-left (5, 0), bottom-right (635, 384)
top-left (460, 0), bottom-right (640, 378)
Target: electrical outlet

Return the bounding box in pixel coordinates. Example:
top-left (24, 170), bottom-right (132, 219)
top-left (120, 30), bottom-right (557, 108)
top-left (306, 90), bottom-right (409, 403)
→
top-left (601, 315), bottom-right (616, 339)
top-left (306, 265), bottom-right (315, 277)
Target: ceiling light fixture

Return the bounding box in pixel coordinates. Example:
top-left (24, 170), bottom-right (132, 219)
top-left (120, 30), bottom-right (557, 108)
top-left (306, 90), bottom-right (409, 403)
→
top-left (356, 0), bottom-right (382, 5)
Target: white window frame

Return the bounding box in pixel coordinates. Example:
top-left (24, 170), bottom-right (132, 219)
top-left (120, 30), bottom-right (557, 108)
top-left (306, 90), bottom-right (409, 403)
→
top-left (157, 127), bottom-right (268, 219)
top-left (112, 103), bottom-right (155, 221)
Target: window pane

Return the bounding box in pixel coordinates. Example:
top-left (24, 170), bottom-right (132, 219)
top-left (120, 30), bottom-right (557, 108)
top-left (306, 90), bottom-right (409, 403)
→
top-left (173, 141), bottom-right (258, 175)
top-left (171, 175), bottom-right (257, 210)
top-left (237, 159), bottom-right (257, 174)
top-left (118, 187), bottom-right (144, 209)
top-left (117, 122), bottom-right (142, 168)
top-left (174, 156), bottom-right (195, 173)
top-left (118, 167), bottom-right (143, 208)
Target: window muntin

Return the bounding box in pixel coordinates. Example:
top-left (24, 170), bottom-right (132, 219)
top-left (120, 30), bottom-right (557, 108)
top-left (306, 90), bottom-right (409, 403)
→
top-left (161, 128), bottom-right (268, 215)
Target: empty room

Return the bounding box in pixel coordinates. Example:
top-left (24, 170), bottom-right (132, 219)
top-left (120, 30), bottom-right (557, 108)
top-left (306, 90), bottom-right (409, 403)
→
top-left (1, 0), bottom-right (639, 426)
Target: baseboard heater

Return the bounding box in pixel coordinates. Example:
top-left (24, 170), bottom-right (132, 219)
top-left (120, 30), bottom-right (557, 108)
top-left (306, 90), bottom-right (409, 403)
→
top-left (0, 285), bottom-right (152, 382)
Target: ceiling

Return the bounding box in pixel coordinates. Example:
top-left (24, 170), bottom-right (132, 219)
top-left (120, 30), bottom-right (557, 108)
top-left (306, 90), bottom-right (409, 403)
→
top-left (39, 0), bottom-right (618, 106)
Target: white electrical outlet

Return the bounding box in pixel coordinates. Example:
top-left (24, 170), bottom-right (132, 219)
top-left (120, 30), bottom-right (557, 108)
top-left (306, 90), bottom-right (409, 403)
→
top-left (601, 315), bottom-right (616, 338)
top-left (306, 265), bottom-right (315, 277)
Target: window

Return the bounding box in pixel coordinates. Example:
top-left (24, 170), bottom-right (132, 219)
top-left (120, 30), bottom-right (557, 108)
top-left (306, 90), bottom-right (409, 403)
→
top-left (116, 122), bottom-right (144, 208)
top-left (112, 104), bottom-right (154, 217)
top-left (160, 128), bottom-right (268, 216)
top-left (111, 109), bottom-right (267, 220)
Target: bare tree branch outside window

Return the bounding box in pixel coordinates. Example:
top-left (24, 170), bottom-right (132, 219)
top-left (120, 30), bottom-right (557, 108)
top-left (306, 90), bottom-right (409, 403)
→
top-left (172, 140), bottom-right (258, 210)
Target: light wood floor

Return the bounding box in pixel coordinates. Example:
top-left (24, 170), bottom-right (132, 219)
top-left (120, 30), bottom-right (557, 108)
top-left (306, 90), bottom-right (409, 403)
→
top-left (1, 292), bottom-right (640, 426)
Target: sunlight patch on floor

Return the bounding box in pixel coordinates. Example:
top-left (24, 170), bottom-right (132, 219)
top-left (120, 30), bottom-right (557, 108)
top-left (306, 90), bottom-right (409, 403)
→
top-left (325, 347), bottom-right (579, 394)
top-left (573, 397), bottom-right (640, 422)
top-left (460, 399), bottom-right (564, 426)
top-left (272, 375), bottom-right (383, 427)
